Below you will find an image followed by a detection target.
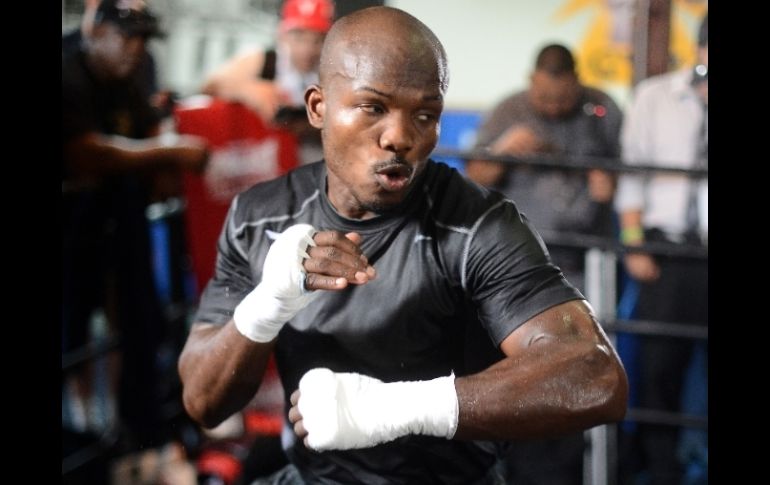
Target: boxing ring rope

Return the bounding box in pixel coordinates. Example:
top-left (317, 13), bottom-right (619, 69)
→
top-left (432, 148), bottom-right (709, 178)
top-left (62, 149), bottom-right (707, 482)
top-left (434, 148), bottom-right (708, 485)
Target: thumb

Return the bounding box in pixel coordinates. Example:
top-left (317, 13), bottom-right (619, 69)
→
top-left (345, 232), bottom-right (363, 245)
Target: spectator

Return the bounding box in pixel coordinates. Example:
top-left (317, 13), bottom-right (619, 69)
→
top-left (467, 43), bottom-right (622, 291)
top-left (614, 12), bottom-right (708, 485)
top-left (202, 0), bottom-right (335, 165)
top-left (62, 0), bottom-right (208, 443)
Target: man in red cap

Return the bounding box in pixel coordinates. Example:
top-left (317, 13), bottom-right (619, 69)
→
top-left (202, 0), bottom-right (334, 165)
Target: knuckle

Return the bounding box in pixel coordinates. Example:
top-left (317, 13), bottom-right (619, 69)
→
top-left (317, 258), bottom-right (332, 271)
top-left (326, 247), bottom-right (339, 260)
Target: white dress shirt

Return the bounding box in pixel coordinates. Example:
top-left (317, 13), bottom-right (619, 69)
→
top-left (615, 68), bottom-right (708, 241)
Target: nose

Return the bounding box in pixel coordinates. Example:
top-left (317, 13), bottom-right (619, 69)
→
top-left (125, 35), bottom-right (146, 59)
top-left (379, 113), bottom-right (414, 155)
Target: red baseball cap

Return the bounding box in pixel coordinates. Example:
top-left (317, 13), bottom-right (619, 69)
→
top-left (279, 0), bottom-right (335, 34)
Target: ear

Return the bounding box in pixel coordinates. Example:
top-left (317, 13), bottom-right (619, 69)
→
top-left (305, 84), bottom-right (325, 129)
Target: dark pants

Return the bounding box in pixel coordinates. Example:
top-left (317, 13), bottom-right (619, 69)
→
top-left (633, 231), bottom-right (708, 485)
top-left (112, 182), bottom-right (167, 443)
top-left (500, 433), bottom-right (584, 485)
top-left (250, 461), bottom-right (507, 485)
top-left (62, 181), bottom-right (167, 445)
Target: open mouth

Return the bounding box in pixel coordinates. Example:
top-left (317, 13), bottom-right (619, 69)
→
top-left (374, 163), bottom-right (413, 192)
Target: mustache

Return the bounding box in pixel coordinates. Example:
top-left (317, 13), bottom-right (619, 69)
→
top-left (372, 157), bottom-right (413, 174)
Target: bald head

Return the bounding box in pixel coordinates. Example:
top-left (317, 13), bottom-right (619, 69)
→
top-left (303, 7), bottom-right (448, 220)
top-left (318, 6), bottom-right (448, 93)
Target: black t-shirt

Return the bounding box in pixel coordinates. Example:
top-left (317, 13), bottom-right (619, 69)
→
top-left (62, 47), bottom-right (160, 282)
top-left (62, 29), bottom-right (159, 103)
top-left (62, 48), bottom-right (158, 147)
top-left (61, 46), bottom-right (159, 212)
top-left (195, 160), bottom-right (584, 484)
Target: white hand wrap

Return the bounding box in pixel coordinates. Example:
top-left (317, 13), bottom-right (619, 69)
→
top-left (297, 368), bottom-right (459, 451)
top-left (233, 224), bottom-right (318, 342)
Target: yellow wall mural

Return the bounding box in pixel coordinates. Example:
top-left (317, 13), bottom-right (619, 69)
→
top-left (552, 0), bottom-right (708, 90)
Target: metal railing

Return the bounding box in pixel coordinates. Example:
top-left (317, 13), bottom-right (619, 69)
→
top-left (62, 199), bottom-right (194, 479)
top-left (434, 148), bottom-right (708, 485)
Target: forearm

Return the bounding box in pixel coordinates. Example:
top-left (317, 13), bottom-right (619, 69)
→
top-left (292, 340), bottom-right (626, 449)
top-left (620, 210), bottom-right (643, 231)
top-left (203, 73), bottom-right (279, 119)
top-left (218, 81), bottom-right (268, 111)
top-left (178, 321), bottom-right (274, 428)
top-left (180, 225), bottom-right (365, 427)
top-left (455, 301), bottom-right (628, 441)
top-left (64, 133), bottom-right (196, 176)
top-left (454, 339), bottom-right (627, 440)
top-left (620, 209), bottom-right (644, 245)
top-left (201, 52), bottom-right (264, 105)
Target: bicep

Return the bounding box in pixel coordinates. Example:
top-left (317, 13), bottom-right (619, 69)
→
top-left (63, 132), bottom-right (124, 174)
top-left (499, 299), bottom-right (607, 357)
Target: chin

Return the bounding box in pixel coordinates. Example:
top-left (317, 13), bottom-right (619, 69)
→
top-left (361, 193), bottom-right (406, 215)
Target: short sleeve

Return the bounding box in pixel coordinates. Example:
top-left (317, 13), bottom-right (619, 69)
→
top-left (464, 199), bottom-right (584, 345)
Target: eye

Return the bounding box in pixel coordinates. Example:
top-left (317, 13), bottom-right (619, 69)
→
top-left (415, 112), bottom-right (438, 123)
top-left (359, 104), bottom-right (384, 115)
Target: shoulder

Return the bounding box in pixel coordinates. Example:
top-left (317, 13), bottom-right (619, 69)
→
top-left (421, 161), bottom-right (530, 284)
top-left (633, 70), bottom-right (684, 99)
top-left (229, 162), bottom-right (323, 231)
top-left (582, 86), bottom-right (621, 113)
top-left (583, 86), bottom-right (618, 105)
top-left (423, 161), bottom-right (513, 233)
top-left (490, 91), bottom-right (529, 114)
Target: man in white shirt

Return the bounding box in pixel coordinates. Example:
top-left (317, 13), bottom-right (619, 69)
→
top-left (614, 12), bottom-right (707, 485)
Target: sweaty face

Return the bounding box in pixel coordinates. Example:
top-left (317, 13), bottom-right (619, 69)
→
top-left (528, 71), bottom-right (581, 120)
top-left (283, 29), bottom-right (326, 74)
top-left (311, 49), bottom-right (444, 219)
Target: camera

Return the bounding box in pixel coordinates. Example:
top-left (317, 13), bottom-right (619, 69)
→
top-left (692, 64), bottom-right (708, 86)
